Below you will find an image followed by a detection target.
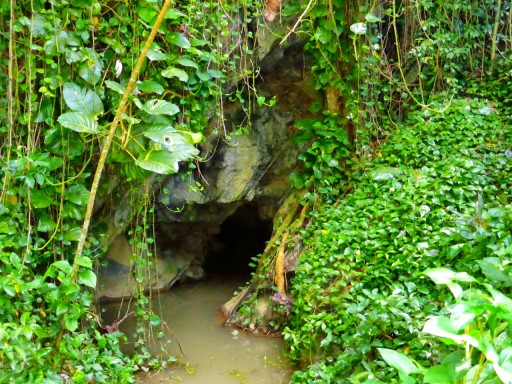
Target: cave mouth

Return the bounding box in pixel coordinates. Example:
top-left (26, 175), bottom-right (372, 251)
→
top-left (204, 202), bottom-right (273, 279)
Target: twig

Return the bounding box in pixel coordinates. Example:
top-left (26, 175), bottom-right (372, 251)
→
top-left (55, 0), bottom-right (173, 349)
top-left (280, 0), bottom-right (316, 46)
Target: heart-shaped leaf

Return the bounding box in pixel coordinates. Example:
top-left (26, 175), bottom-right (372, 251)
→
top-left (58, 112), bottom-right (99, 133)
top-left (135, 150), bottom-right (179, 174)
top-left (63, 82), bottom-right (104, 116)
top-left (141, 100), bottom-right (180, 116)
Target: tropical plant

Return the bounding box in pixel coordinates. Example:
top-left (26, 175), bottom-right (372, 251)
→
top-left (377, 268), bottom-right (512, 384)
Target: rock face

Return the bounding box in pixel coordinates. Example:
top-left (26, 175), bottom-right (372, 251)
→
top-left (97, 35), bottom-right (318, 300)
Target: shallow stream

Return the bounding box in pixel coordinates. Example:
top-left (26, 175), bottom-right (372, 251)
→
top-left (103, 278), bottom-right (292, 383)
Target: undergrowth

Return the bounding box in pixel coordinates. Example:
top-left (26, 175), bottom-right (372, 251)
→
top-left (284, 97), bottom-right (511, 382)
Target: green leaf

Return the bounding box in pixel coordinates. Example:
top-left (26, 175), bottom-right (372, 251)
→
top-left (378, 348), bottom-right (422, 377)
top-left (63, 83), bottom-right (103, 116)
top-left (44, 30), bottom-right (68, 55)
top-left (365, 13), bottom-right (381, 23)
top-left (143, 125), bottom-right (186, 145)
top-left (66, 185), bottom-right (90, 206)
top-left (135, 150), bottom-right (179, 174)
top-left (424, 268), bottom-right (475, 299)
top-left (370, 166), bottom-right (404, 180)
top-left (45, 128), bottom-right (86, 158)
top-left (170, 142), bottom-right (200, 161)
top-left (30, 189), bottom-right (54, 209)
top-left (70, 0), bottom-right (92, 7)
top-left (64, 315), bottom-right (79, 332)
top-left (138, 8), bottom-right (157, 23)
top-left (141, 99), bottom-right (180, 116)
top-left (37, 214), bottom-right (57, 232)
top-left (161, 67), bottom-right (189, 82)
top-left (164, 9), bottom-right (186, 19)
top-left (175, 57), bottom-right (198, 69)
top-left (167, 32), bottom-right (191, 49)
top-left (143, 126), bottom-right (199, 160)
top-left (120, 162), bottom-right (152, 180)
top-left (146, 49), bottom-right (167, 61)
top-left (137, 80), bottom-right (164, 95)
top-left (79, 269), bottom-right (97, 288)
top-left (74, 256), bottom-right (92, 268)
top-left (350, 22), bottom-right (367, 35)
top-left (52, 260), bottom-right (73, 274)
top-left (424, 363), bottom-right (463, 384)
top-left (178, 130), bottom-right (203, 144)
top-left (478, 258), bottom-right (512, 284)
top-left (78, 51), bottom-right (103, 85)
top-left (207, 69), bottom-right (225, 79)
top-left (422, 316), bottom-right (480, 346)
top-left (64, 227), bottom-right (83, 241)
top-left (58, 112), bottom-right (99, 133)
top-left (105, 80), bottom-right (126, 94)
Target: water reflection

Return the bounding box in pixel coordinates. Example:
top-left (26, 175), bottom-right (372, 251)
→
top-left (103, 278), bottom-right (292, 383)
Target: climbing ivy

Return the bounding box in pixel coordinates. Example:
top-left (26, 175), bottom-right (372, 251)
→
top-left (284, 97), bottom-right (512, 382)
top-left (275, 0), bottom-right (512, 381)
top-left (0, 0), bottom-right (261, 380)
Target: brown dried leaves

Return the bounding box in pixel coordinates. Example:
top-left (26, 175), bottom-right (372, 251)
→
top-left (263, 0), bottom-right (281, 22)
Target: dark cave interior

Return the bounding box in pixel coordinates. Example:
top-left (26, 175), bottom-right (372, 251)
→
top-left (204, 202), bottom-right (273, 278)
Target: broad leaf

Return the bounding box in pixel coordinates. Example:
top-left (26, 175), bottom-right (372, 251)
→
top-left (105, 80), bottom-right (126, 94)
top-left (135, 150), bottom-right (179, 174)
top-left (63, 82), bottom-right (104, 116)
top-left (30, 189), bottom-right (54, 209)
top-left (167, 32), bottom-right (191, 49)
top-left (64, 227), bottom-right (83, 241)
top-left (424, 362), bottom-right (467, 384)
top-left (378, 348), bottom-right (422, 376)
top-left (78, 51), bottom-right (103, 85)
top-left (52, 260), bottom-right (73, 274)
top-left (66, 185), bottom-right (90, 206)
top-left (58, 112), bottom-right (99, 133)
top-left (171, 142), bottom-right (200, 161)
top-left (350, 22), bottom-right (367, 35)
top-left (178, 130), bottom-right (203, 144)
top-left (162, 67), bottom-right (189, 82)
top-left (143, 125), bottom-right (199, 160)
top-left (37, 214), bottom-right (57, 232)
top-left (143, 125), bottom-right (186, 145)
top-left (370, 166), bottom-right (403, 180)
top-left (175, 57), bottom-right (199, 69)
top-left (138, 8), bottom-right (157, 23)
top-left (70, 0), bottom-right (92, 7)
top-left (79, 269), bottom-right (97, 288)
top-left (424, 268), bottom-right (476, 285)
top-left (74, 256), bottom-right (92, 268)
top-left (136, 80), bottom-right (164, 95)
top-left (141, 99), bottom-right (180, 116)
top-left (164, 9), bottom-right (186, 19)
top-left (64, 315), bottom-right (79, 332)
top-left (147, 49), bottom-right (167, 61)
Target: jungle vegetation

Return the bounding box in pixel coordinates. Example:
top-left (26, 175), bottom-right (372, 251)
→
top-left (0, 0), bottom-right (511, 382)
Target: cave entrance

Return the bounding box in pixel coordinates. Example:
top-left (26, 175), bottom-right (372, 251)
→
top-left (204, 202), bottom-right (273, 279)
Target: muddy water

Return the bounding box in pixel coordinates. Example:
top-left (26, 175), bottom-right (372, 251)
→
top-left (103, 278), bottom-right (292, 383)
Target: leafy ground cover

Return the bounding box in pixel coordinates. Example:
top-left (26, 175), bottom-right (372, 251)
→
top-left (284, 96), bottom-right (512, 382)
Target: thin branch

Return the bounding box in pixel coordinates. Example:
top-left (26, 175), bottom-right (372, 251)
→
top-left (55, 0), bottom-right (173, 348)
top-left (280, 0), bottom-right (316, 46)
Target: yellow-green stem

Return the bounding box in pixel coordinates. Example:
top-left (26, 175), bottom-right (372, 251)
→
top-left (55, 0), bottom-right (173, 349)
top-left (490, 0), bottom-right (502, 65)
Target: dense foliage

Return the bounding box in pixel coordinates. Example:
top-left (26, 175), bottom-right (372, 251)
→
top-left (0, 0), bottom-right (259, 380)
top-left (285, 98), bottom-right (511, 382)
top-left (277, 0), bottom-right (512, 382)
top-left (1, 0), bottom-right (511, 381)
